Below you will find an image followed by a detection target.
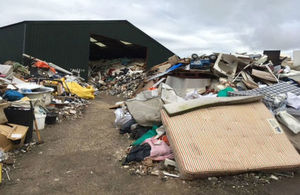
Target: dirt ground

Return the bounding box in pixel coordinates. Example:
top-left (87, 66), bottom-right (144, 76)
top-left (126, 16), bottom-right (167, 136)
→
top-left (0, 95), bottom-right (299, 195)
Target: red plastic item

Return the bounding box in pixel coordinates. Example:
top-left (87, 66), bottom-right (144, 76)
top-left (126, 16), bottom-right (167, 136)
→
top-left (159, 135), bottom-right (170, 146)
top-left (34, 61), bottom-right (56, 73)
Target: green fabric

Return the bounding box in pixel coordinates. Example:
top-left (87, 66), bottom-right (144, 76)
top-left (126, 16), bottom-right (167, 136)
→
top-left (13, 62), bottom-right (30, 75)
top-left (217, 87), bottom-right (234, 97)
top-left (132, 125), bottom-right (158, 146)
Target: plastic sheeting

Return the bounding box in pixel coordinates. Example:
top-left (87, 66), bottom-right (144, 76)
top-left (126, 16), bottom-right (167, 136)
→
top-left (160, 83), bottom-right (185, 104)
top-left (126, 97), bottom-right (163, 126)
top-left (63, 81), bottom-right (95, 99)
top-left (287, 92), bottom-right (300, 110)
top-left (114, 108), bottom-right (133, 129)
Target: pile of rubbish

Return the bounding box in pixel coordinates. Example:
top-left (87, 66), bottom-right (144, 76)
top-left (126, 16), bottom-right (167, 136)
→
top-left (112, 50), bottom-right (300, 180)
top-left (0, 53), bottom-right (96, 182)
top-left (88, 58), bottom-right (146, 98)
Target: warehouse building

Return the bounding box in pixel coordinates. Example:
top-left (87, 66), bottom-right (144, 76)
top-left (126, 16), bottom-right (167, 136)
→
top-left (0, 20), bottom-right (174, 78)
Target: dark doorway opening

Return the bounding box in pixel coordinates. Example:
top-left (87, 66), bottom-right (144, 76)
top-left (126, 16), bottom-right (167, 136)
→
top-left (89, 34), bottom-right (147, 60)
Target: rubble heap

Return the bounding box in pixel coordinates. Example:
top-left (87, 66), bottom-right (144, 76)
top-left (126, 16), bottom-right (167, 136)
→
top-left (89, 58), bottom-right (146, 98)
top-left (0, 54), bottom-right (95, 183)
top-left (112, 50), bottom-right (300, 181)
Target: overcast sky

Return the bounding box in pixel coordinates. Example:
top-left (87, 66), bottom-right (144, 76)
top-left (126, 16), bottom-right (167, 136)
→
top-left (1, 0), bottom-right (300, 57)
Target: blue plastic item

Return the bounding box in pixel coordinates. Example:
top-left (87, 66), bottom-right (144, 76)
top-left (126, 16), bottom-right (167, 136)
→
top-left (190, 59), bottom-right (210, 69)
top-left (3, 90), bottom-right (24, 101)
top-left (167, 63), bottom-right (184, 72)
top-left (147, 63), bottom-right (184, 81)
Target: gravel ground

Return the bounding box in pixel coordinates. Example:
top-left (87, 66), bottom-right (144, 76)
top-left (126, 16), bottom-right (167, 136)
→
top-left (0, 95), bottom-right (299, 195)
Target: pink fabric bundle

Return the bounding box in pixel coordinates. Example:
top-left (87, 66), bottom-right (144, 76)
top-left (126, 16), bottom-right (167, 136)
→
top-left (143, 137), bottom-right (174, 161)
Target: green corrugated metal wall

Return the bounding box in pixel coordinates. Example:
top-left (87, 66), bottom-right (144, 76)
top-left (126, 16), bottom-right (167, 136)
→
top-left (0, 21), bottom-right (174, 79)
top-left (0, 23), bottom-right (25, 63)
top-left (25, 22), bottom-right (90, 77)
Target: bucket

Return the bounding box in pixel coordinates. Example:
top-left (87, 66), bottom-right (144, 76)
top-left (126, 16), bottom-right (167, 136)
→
top-left (45, 112), bottom-right (58, 124)
top-left (34, 113), bottom-right (46, 130)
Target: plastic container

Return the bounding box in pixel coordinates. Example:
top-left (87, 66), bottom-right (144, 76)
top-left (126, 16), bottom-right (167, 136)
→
top-left (45, 112), bottom-right (58, 124)
top-left (4, 107), bottom-right (34, 143)
top-left (34, 113), bottom-right (46, 130)
top-left (22, 87), bottom-right (54, 106)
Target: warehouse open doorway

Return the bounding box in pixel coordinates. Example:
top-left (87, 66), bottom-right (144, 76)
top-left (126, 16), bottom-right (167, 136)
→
top-left (88, 34), bottom-right (147, 79)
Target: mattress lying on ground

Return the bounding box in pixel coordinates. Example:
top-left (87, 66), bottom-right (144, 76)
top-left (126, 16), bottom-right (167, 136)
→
top-left (161, 101), bottom-right (300, 179)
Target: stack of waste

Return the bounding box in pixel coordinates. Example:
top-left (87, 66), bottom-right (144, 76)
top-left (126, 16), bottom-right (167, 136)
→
top-left (51, 96), bottom-right (89, 121)
top-left (0, 53), bottom-right (97, 181)
top-left (112, 50), bottom-right (300, 180)
top-left (89, 58), bottom-right (146, 98)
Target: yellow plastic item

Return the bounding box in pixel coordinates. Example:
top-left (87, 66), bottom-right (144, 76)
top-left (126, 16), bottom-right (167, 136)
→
top-left (44, 80), bottom-right (59, 85)
top-left (63, 81), bottom-right (95, 99)
top-left (20, 97), bottom-right (31, 101)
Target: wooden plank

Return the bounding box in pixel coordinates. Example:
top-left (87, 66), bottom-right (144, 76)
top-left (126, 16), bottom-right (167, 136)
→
top-left (252, 69), bottom-right (277, 82)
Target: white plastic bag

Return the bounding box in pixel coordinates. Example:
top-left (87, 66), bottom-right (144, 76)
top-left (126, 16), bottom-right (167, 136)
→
top-left (287, 92), bottom-right (300, 110)
top-left (114, 108), bottom-right (132, 129)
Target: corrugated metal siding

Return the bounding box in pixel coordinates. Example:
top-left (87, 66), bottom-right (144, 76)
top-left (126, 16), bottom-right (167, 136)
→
top-left (1, 21), bottom-right (174, 79)
top-left (0, 23), bottom-right (25, 63)
top-left (25, 22), bottom-right (90, 78)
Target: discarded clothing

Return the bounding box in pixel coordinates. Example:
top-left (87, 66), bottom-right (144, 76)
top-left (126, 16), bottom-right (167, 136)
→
top-left (217, 87), bottom-right (234, 97)
top-left (130, 125), bottom-right (151, 140)
top-left (132, 125), bottom-right (158, 146)
top-left (287, 92), bottom-right (300, 110)
top-left (3, 90), bottom-right (24, 101)
top-left (123, 143), bottom-right (151, 164)
top-left (120, 118), bottom-right (136, 134)
top-left (143, 138), bottom-right (174, 161)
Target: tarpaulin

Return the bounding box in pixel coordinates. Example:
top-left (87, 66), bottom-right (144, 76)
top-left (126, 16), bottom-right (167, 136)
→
top-left (62, 79), bottom-right (95, 99)
top-left (126, 97), bottom-right (162, 126)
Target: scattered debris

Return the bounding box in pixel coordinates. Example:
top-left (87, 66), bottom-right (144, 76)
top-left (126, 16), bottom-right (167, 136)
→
top-left (112, 50), bottom-right (300, 185)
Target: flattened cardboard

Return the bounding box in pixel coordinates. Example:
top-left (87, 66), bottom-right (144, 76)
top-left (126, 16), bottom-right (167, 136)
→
top-left (0, 103), bottom-right (10, 124)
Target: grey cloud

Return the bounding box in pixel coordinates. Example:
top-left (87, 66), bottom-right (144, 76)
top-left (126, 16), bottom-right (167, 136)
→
top-left (0, 0), bottom-right (300, 57)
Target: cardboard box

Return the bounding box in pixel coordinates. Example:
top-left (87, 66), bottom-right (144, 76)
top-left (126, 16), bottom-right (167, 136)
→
top-left (0, 103), bottom-right (10, 124)
top-left (0, 124), bottom-right (28, 152)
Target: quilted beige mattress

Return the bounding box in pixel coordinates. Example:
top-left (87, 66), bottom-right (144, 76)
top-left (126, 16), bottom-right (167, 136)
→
top-left (161, 102), bottom-right (300, 179)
